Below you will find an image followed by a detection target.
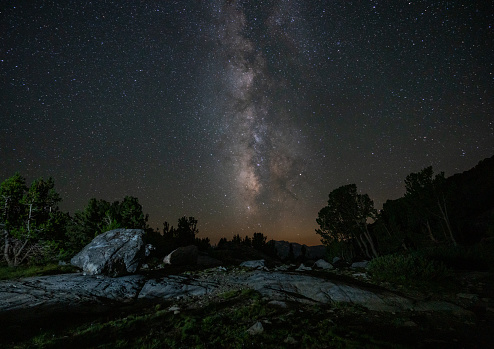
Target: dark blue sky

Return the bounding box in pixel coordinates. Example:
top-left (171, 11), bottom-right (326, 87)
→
top-left (1, 1), bottom-right (492, 245)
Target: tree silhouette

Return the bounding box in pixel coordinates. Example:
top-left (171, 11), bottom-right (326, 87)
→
top-left (252, 232), bottom-right (267, 250)
top-left (316, 184), bottom-right (378, 259)
top-left (1, 174), bottom-right (64, 266)
top-left (243, 235), bottom-right (252, 247)
top-left (404, 167), bottom-right (457, 246)
top-left (174, 216), bottom-right (198, 247)
top-left (287, 243), bottom-right (295, 262)
top-left (232, 234), bottom-right (242, 245)
top-left (66, 196), bottom-right (148, 254)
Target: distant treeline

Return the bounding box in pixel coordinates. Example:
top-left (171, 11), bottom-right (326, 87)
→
top-left (1, 155), bottom-right (493, 267)
top-left (0, 172), bottom-right (277, 267)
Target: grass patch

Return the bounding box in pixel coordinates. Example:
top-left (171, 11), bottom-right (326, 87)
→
top-left (0, 263), bottom-right (78, 280)
top-left (219, 289), bottom-right (240, 300)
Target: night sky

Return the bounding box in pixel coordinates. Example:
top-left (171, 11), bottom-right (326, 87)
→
top-left (1, 1), bottom-right (493, 245)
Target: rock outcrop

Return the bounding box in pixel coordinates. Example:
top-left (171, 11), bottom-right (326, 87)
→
top-left (71, 229), bottom-right (146, 277)
top-left (138, 275), bottom-right (218, 300)
top-left (0, 268), bottom-right (472, 318)
top-left (0, 273), bottom-right (146, 313)
top-left (240, 272), bottom-right (413, 312)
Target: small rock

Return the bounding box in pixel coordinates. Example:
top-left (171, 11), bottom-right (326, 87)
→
top-left (169, 305), bottom-right (180, 314)
top-left (296, 264), bottom-right (312, 271)
top-left (145, 244), bottom-right (155, 257)
top-left (240, 260), bottom-right (265, 269)
top-left (247, 321), bottom-right (264, 335)
top-left (284, 336), bottom-right (297, 344)
top-left (352, 272), bottom-right (369, 280)
top-left (313, 259), bottom-right (334, 270)
top-left (351, 261), bottom-right (369, 269)
top-left (403, 321), bottom-right (417, 327)
top-left (332, 257), bottom-right (350, 268)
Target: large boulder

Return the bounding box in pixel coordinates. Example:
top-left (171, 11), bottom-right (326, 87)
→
top-left (197, 254), bottom-right (222, 267)
top-left (163, 245), bottom-right (198, 266)
top-left (71, 229), bottom-right (146, 277)
top-left (274, 241), bottom-right (327, 260)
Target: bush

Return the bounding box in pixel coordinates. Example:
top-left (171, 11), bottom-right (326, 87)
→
top-left (418, 244), bottom-right (494, 271)
top-left (368, 253), bottom-right (450, 286)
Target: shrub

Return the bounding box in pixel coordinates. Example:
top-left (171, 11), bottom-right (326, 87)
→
top-left (418, 244), bottom-right (494, 271)
top-left (368, 253), bottom-right (450, 286)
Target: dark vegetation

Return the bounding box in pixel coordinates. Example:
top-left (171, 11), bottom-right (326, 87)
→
top-left (316, 155), bottom-right (494, 279)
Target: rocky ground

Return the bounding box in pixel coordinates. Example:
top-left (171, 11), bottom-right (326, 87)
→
top-left (1, 262), bottom-right (493, 348)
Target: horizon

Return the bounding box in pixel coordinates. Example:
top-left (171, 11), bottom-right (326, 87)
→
top-left (6, 153), bottom-right (491, 247)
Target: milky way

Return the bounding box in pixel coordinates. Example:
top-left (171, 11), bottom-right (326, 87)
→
top-left (205, 1), bottom-right (307, 223)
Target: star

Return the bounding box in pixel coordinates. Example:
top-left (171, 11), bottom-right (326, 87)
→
top-left (1, 0), bottom-right (492, 245)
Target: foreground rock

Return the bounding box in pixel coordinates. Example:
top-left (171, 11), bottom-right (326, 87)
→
top-left (0, 269), bottom-right (472, 317)
top-left (164, 245), bottom-right (198, 266)
top-left (0, 274), bottom-right (146, 313)
top-left (239, 272), bottom-right (414, 312)
top-left (138, 275), bottom-right (218, 300)
top-left (0, 273), bottom-right (220, 315)
top-left (71, 229), bottom-right (146, 277)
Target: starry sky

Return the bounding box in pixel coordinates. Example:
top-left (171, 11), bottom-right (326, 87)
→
top-left (1, 1), bottom-right (493, 245)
